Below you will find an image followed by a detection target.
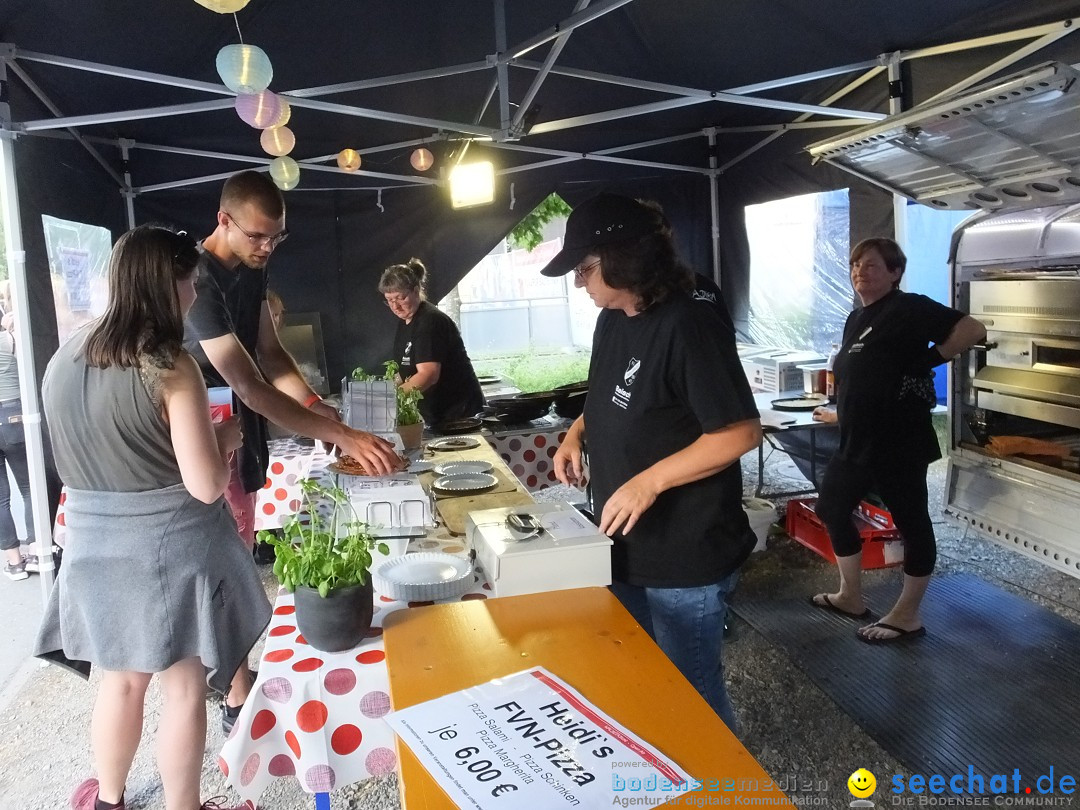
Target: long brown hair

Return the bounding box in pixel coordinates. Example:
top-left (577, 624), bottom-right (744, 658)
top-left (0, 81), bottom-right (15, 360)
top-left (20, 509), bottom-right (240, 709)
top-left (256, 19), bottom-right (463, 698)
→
top-left (83, 225), bottom-right (199, 368)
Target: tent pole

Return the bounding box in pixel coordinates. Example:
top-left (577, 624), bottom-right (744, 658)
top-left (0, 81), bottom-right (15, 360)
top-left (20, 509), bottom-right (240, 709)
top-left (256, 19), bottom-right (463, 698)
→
top-left (887, 55), bottom-right (908, 265)
top-left (0, 119), bottom-right (57, 603)
top-left (707, 128), bottom-right (721, 287)
top-left (120, 139), bottom-right (135, 229)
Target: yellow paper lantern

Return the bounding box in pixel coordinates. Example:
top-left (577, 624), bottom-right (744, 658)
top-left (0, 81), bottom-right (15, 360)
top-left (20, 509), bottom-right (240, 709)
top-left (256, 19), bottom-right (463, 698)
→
top-left (337, 149), bottom-right (361, 172)
top-left (410, 147), bottom-right (434, 172)
top-left (269, 156), bottom-right (300, 190)
top-left (193, 0), bottom-right (251, 12)
top-left (261, 126), bottom-right (295, 157)
top-left (269, 99), bottom-right (291, 129)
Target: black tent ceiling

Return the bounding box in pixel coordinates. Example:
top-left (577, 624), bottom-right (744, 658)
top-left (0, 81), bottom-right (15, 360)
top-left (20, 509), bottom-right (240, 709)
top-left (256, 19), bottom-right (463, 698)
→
top-left (2, 0), bottom-right (1080, 382)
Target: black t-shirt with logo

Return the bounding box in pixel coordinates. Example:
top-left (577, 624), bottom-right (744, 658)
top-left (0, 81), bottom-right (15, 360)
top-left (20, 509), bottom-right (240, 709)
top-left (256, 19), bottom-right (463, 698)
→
top-left (393, 301), bottom-right (484, 426)
top-left (691, 272), bottom-right (735, 338)
top-left (182, 247), bottom-right (269, 493)
top-left (584, 292), bottom-right (759, 587)
top-left (834, 289), bottom-right (964, 467)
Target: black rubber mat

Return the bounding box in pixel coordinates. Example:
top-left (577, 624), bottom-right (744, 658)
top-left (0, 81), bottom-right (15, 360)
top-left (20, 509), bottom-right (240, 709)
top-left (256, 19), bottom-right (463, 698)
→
top-left (733, 573), bottom-right (1080, 778)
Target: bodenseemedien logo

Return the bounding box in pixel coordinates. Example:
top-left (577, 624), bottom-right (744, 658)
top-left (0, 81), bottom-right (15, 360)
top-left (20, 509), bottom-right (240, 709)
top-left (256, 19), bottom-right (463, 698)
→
top-left (849, 768), bottom-right (877, 808)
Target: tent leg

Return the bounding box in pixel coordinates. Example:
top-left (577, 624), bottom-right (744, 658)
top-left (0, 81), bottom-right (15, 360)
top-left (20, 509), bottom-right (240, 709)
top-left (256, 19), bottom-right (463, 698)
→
top-left (707, 128), bottom-right (721, 287)
top-left (120, 139), bottom-right (135, 229)
top-left (887, 56), bottom-right (909, 271)
top-left (0, 130), bottom-right (59, 604)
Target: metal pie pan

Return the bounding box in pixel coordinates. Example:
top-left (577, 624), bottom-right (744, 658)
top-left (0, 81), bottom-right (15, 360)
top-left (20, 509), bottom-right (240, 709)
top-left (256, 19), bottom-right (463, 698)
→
top-left (433, 460), bottom-right (494, 477)
top-left (372, 552), bottom-right (474, 602)
top-left (427, 436), bottom-right (482, 451)
top-left (432, 471), bottom-right (498, 494)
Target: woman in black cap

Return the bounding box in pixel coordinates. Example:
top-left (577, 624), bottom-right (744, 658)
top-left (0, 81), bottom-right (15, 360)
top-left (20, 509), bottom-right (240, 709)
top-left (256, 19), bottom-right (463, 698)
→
top-left (544, 193), bottom-right (761, 731)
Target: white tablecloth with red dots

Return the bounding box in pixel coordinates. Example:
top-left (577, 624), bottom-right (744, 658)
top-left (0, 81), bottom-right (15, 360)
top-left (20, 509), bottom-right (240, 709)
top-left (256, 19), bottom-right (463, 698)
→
top-left (254, 437), bottom-right (324, 531)
top-left (218, 444), bottom-right (516, 807)
top-left (484, 417), bottom-right (572, 492)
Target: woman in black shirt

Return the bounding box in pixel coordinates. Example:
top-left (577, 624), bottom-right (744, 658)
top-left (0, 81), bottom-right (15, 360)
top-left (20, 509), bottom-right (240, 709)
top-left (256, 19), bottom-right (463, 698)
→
top-left (378, 259), bottom-right (483, 427)
top-left (810, 238), bottom-right (985, 644)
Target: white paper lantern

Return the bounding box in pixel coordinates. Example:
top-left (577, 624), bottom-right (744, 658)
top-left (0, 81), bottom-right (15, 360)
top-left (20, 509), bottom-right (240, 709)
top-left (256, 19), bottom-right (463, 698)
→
top-left (216, 44), bottom-right (273, 94)
top-left (261, 126), bottom-right (295, 157)
top-left (269, 156), bottom-right (300, 190)
top-left (193, 0), bottom-right (251, 12)
top-left (235, 91), bottom-right (282, 129)
top-left (410, 147), bottom-right (434, 172)
top-left (337, 149), bottom-right (361, 172)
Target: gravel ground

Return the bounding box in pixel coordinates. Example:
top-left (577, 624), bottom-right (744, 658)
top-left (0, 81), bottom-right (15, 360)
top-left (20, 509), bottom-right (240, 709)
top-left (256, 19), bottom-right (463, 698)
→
top-left (1, 447), bottom-right (1077, 809)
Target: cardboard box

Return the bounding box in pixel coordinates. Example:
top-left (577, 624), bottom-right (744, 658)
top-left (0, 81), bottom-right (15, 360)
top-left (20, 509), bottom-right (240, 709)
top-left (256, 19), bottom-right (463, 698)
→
top-left (466, 502), bottom-right (613, 597)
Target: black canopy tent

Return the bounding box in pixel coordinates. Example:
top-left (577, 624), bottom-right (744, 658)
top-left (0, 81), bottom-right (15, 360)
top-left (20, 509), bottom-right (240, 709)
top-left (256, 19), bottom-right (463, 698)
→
top-left (1, 0), bottom-right (1080, 591)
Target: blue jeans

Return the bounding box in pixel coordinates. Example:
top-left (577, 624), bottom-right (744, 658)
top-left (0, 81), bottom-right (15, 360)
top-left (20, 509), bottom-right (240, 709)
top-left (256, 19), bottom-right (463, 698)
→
top-left (610, 571), bottom-right (739, 733)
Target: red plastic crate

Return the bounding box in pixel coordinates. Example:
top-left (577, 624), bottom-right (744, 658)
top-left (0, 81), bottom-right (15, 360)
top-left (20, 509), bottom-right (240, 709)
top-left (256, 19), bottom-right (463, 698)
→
top-left (784, 498), bottom-right (904, 569)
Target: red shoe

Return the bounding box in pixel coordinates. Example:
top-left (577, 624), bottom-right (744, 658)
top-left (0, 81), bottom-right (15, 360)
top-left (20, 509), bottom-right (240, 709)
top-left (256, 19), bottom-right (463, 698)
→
top-left (70, 779), bottom-right (126, 810)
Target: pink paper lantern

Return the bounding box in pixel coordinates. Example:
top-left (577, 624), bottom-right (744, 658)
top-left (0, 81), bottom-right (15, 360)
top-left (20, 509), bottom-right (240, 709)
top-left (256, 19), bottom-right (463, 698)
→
top-left (261, 126), bottom-right (295, 157)
top-left (235, 92), bottom-right (282, 129)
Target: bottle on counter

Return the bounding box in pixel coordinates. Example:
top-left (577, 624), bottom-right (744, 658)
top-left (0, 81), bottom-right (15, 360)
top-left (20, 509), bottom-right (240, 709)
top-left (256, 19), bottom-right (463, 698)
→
top-left (825, 343), bottom-right (840, 404)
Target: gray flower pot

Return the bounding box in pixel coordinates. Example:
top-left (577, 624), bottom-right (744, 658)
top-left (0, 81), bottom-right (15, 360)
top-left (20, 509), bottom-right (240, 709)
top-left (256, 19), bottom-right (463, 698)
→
top-left (293, 579), bottom-right (374, 653)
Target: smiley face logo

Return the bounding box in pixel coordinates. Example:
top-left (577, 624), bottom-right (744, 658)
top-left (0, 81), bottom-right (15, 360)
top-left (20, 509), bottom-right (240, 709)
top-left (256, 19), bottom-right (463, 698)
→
top-left (848, 768), bottom-right (877, 798)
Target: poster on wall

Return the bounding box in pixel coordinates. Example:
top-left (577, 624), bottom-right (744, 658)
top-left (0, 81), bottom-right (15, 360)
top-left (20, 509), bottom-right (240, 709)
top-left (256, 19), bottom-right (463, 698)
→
top-left (58, 247), bottom-right (92, 312)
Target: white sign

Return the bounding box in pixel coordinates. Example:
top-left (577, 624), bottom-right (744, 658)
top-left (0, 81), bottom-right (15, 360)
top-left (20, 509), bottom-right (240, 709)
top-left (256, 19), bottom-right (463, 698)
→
top-left (385, 667), bottom-right (693, 809)
top-left (58, 247), bottom-right (92, 312)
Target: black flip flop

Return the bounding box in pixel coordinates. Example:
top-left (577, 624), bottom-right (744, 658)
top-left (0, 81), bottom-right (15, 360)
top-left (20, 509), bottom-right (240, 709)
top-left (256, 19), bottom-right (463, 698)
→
top-left (857, 621), bottom-right (926, 645)
top-left (808, 593), bottom-right (870, 620)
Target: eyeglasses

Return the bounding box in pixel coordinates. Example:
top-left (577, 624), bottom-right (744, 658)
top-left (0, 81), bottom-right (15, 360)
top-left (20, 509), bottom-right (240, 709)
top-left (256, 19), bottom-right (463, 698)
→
top-left (573, 259), bottom-right (601, 280)
top-left (384, 293), bottom-right (413, 307)
top-left (225, 212), bottom-right (289, 249)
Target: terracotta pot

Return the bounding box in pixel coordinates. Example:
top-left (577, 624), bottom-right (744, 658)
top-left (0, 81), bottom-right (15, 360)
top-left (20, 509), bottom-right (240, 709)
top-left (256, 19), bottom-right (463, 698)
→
top-left (397, 421), bottom-right (424, 451)
top-left (293, 579), bottom-right (374, 652)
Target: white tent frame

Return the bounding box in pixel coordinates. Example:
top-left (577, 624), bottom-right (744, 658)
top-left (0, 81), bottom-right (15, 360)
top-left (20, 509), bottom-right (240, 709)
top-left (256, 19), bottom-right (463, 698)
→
top-left (0, 7), bottom-right (1075, 607)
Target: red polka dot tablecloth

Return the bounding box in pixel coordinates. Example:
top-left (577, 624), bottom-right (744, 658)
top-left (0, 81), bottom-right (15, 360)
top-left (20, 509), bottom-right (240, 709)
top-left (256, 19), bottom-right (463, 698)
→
top-left (485, 419), bottom-right (571, 492)
top-left (218, 444), bottom-right (506, 806)
top-left (254, 438), bottom-right (324, 531)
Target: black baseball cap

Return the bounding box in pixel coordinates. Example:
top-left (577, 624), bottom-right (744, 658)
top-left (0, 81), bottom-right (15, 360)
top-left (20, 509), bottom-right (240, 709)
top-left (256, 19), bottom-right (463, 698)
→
top-left (540, 193), bottom-right (661, 277)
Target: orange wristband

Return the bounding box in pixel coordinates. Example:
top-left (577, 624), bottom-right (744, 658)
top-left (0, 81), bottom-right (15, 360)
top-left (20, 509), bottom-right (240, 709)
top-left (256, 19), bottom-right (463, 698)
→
top-left (303, 393), bottom-right (322, 408)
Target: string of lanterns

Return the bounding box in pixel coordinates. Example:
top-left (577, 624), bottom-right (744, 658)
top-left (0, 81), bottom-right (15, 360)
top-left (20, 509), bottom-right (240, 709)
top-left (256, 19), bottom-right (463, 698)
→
top-left (198, 0), bottom-right (440, 193)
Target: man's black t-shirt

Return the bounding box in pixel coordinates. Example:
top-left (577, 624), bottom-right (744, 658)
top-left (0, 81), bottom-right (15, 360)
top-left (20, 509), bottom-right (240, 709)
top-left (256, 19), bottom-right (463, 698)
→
top-left (182, 247), bottom-right (269, 493)
top-left (691, 272), bottom-right (735, 338)
top-left (834, 289), bottom-right (964, 467)
top-left (584, 292), bottom-right (759, 588)
top-left (393, 301), bottom-right (483, 426)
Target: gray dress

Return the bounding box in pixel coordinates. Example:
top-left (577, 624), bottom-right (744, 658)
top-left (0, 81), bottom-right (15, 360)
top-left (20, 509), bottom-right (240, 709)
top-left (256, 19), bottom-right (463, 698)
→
top-left (34, 327), bottom-right (271, 693)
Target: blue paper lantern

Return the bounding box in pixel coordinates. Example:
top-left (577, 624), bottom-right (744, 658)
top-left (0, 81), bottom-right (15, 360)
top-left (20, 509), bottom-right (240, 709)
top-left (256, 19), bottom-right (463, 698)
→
top-left (216, 44), bottom-right (273, 94)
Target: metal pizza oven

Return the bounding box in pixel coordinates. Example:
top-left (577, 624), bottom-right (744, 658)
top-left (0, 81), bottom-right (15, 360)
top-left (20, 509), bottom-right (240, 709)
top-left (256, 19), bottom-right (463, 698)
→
top-left (809, 62), bottom-right (1080, 578)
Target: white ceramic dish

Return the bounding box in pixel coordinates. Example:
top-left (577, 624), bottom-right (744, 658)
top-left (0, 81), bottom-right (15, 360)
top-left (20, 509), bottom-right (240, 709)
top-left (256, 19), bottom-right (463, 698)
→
top-left (432, 471), bottom-right (498, 494)
top-left (428, 436), bottom-right (482, 451)
top-left (433, 460), bottom-right (493, 476)
top-left (372, 552), bottom-right (473, 601)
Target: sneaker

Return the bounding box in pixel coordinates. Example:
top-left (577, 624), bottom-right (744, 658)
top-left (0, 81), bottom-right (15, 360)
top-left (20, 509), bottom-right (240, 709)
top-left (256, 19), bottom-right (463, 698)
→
top-left (70, 778), bottom-right (125, 810)
top-left (221, 694), bottom-right (243, 735)
top-left (3, 560), bottom-right (27, 581)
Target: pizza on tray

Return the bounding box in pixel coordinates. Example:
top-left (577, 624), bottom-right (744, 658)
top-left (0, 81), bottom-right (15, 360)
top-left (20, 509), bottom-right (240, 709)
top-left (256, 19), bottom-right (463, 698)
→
top-left (330, 454), bottom-right (410, 476)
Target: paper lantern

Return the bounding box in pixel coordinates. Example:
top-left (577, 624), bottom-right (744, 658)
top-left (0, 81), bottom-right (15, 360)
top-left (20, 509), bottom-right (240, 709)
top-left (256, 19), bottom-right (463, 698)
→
top-left (216, 44), bottom-right (273, 94)
top-left (260, 126), bottom-right (295, 157)
top-left (269, 156), bottom-right (300, 190)
top-left (410, 148), bottom-right (434, 172)
top-left (235, 91), bottom-right (282, 129)
top-left (192, 0), bottom-right (251, 12)
top-left (337, 149), bottom-right (361, 172)
top-left (269, 99), bottom-right (291, 129)
top-left (449, 161), bottom-right (495, 209)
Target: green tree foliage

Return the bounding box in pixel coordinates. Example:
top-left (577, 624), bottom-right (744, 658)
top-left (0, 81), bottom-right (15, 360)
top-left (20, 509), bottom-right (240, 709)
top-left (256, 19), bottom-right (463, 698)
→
top-left (508, 193), bottom-right (571, 252)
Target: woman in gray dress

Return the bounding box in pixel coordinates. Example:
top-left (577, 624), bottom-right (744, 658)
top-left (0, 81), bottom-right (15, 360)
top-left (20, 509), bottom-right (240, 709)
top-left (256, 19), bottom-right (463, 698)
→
top-left (35, 226), bottom-right (270, 810)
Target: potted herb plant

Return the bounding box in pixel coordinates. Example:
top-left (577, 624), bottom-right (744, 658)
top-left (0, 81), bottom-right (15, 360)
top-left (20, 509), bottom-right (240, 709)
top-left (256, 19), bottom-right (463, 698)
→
top-left (352, 361), bottom-right (425, 451)
top-left (257, 478), bottom-right (388, 652)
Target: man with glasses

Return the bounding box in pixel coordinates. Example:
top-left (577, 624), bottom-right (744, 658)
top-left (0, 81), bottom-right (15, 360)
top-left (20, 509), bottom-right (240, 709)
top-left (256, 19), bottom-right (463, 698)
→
top-left (184, 171), bottom-right (400, 731)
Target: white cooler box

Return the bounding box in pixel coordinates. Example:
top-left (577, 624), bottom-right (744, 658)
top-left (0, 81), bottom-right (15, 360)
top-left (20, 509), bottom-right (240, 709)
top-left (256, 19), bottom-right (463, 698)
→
top-left (466, 502), bottom-right (613, 597)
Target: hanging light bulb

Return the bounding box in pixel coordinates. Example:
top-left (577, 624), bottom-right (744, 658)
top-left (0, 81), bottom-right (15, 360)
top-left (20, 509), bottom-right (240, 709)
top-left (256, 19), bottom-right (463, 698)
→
top-left (268, 99), bottom-right (291, 129)
top-left (260, 126), bottom-right (295, 157)
top-left (216, 44), bottom-right (273, 94)
top-left (410, 147), bottom-right (434, 172)
top-left (192, 0), bottom-right (251, 12)
top-left (337, 149), bottom-right (361, 172)
top-left (269, 156), bottom-right (300, 190)
top-left (235, 91), bottom-right (282, 129)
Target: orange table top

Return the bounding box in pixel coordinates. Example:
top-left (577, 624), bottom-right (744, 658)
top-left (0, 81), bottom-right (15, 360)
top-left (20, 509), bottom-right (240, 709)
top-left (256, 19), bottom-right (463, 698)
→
top-left (383, 586), bottom-right (794, 809)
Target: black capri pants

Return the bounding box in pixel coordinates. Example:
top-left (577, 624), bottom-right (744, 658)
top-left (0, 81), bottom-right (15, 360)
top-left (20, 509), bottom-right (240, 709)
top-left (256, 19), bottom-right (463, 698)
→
top-left (814, 455), bottom-right (936, 578)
